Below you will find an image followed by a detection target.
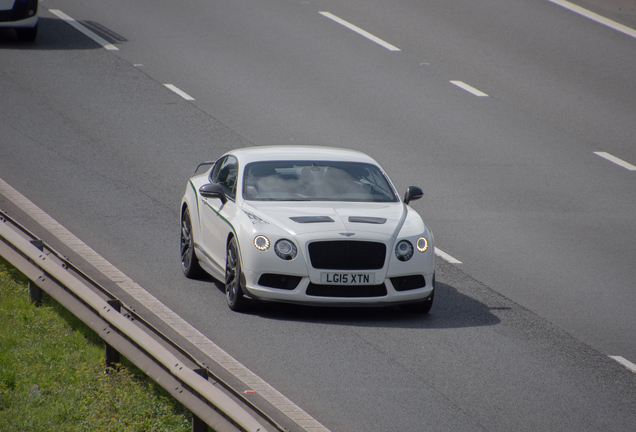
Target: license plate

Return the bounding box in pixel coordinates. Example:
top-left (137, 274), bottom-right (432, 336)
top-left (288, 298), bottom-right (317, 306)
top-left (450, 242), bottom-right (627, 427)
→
top-left (320, 272), bottom-right (375, 285)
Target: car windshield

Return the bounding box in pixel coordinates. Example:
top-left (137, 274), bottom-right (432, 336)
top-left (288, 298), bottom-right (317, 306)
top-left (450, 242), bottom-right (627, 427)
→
top-left (243, 161), bottom-right (398, 202)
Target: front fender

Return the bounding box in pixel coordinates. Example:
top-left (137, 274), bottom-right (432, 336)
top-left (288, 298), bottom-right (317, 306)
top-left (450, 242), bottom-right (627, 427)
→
top-left (386, 207), bottom-right (435, 277)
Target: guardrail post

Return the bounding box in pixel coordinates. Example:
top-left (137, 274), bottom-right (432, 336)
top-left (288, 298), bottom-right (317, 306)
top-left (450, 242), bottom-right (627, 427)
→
top-left (105, 299), bottom-right (121, 372)
top-left (28, 240), bottom-right (44, 306)
top-left (28, 280), bottom-right (42, 306)
top-left (192, 368), bottom-right (210, 432)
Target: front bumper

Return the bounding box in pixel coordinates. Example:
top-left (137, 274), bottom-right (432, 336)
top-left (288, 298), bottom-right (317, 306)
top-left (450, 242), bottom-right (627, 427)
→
top-left (0, 0), bottom-right (38, 27)
top-left (240, 232), bottom-right (435, 306)
top-left (244, 271), bottom-right (435, 306)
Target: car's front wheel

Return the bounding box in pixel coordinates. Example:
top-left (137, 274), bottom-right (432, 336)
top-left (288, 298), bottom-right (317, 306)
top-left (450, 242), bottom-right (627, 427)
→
top-left (399, 274), bottom-right (435, 313)
top-left (181, 207), bottom-right (203, 278)
top-left (225, 237), bottom-right (249, 312)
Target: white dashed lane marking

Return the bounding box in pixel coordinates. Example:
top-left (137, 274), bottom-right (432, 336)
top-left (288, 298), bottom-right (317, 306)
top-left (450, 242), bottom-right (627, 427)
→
top-left (49, 9), bottom-right (119, 51)
top-left (450, 81), bottom-right (489, 97)
top-left (435, 248), bottom-right (462, 264)
top-left (594, 152), bottom-right (636, 171)
top-left (609, 356), bottom-right (636, 373)
top-left (319, 11), bottom-right (401, 51)
top-left (548, 0), bottom-right (636, 39)
top-left (164, 84), bottom-right (196, 101)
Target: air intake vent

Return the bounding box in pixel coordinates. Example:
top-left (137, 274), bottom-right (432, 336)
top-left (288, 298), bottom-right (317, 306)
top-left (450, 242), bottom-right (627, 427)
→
top-left (348, 216), bottom-right (386, 224)
top-left (290, 216), bottom-right (334, 223)
top-left (258, 274), bottom-right (302, 290)
top-left (390, 275), bottom-right (425, 291)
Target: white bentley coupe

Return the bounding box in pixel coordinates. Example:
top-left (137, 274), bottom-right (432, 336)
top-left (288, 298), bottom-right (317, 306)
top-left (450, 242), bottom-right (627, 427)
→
top-left (180, 146), bottom-right (435, 313)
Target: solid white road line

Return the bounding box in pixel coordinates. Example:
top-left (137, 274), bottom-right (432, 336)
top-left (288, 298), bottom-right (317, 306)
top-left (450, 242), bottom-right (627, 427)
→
top-left (594, 152), bottom-right (636, 171)
top-left (48, 9), bottom-right (119, 51)
top-left (548, 0), bottom-right (636, 39)
top-left (450, 81), bottom-right (489, 97)
top-left (435, 248), bottom-right (463, 264)
top-left (609, 356), bottom-right (636, 373)
top-left (319, 12), bottom-right (401, 51)
top-left (164, 84), bottom-right (195, 101)
top-left (0, 178), bottom-right (330, 432)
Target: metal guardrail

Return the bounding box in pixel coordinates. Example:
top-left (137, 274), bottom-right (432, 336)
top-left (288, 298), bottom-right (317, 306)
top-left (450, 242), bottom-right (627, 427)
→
top-left (0, 210), bottom-right (277, 432)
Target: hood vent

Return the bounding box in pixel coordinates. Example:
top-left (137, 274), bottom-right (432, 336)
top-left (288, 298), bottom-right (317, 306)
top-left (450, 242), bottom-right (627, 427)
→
top-left (348, 216), bottom-right (387, 224)
top-left (290, 216), bottom-right (335, 223)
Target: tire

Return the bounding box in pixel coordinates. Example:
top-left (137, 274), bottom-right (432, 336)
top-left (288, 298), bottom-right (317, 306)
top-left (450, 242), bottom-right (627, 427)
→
top-left (399, 274), bottom-right (435, 314)
top-left (225, 237), bottom-right (249, 312)
top-left (181, 207), bottom-right (204, 278)
top-left (16, 24), bottom-right (38, 42)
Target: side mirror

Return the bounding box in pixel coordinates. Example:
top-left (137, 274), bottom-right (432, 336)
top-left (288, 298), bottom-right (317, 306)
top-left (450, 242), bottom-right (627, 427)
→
top-left (199, 183), bottom-right (227, 204)
top-left (404, 186), bottom-right (423, 205)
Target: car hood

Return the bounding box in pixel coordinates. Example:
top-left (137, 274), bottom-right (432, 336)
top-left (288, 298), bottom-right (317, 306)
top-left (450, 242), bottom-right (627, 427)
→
top-left (241, 201), bottom-right (407, 238)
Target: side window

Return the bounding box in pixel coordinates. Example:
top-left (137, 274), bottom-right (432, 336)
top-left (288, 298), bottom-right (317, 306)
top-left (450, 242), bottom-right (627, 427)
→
top-left (212, 156), bottom-right (238, 200)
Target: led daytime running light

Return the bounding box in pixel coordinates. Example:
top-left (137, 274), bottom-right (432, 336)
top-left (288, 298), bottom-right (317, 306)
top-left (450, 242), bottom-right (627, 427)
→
top-left (254, 235), bottom-right (270, 251)
top-left (416, 237), bottom-right (429, 253)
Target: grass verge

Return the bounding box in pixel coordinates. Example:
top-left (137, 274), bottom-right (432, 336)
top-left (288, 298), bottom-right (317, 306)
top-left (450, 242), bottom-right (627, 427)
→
top-left (0, 257), bottom-right (194, 431)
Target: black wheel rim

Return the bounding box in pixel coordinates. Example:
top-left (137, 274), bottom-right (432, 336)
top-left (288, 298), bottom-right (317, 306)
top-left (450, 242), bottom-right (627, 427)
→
top-left (226, 242), bottom-right (239, 305)
top-left (181, 211), bottom-right (193, 271)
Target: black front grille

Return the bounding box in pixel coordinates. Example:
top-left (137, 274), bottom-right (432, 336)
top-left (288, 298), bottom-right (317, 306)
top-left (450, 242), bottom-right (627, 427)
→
top-left (390, 275), bottom-right (426, 292)
top-left (306, 283), bottom-right (387, 298)
top-left (308, 241), bottom-right (386, 270)
top-left (258, 274), bottom-right (302, 290)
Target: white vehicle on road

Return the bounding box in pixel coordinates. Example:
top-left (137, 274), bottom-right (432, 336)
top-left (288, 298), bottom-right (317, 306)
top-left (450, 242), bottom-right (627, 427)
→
top-left (0, 0), bottom-right (38, 41)
top-left (180, 146), bottom-right (435, 312)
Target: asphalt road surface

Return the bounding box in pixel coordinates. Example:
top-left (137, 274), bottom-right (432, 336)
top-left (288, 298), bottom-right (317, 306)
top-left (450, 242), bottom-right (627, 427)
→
top-left (1, 0), bottom-right (635, 430)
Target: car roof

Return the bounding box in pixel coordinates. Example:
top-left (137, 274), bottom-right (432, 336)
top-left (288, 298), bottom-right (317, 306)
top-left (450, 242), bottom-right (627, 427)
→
top-left (225, 146), bottom-right (380, 165)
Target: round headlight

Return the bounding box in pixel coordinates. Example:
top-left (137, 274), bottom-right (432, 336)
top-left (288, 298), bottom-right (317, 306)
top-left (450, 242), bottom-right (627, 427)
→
top-left (416, 237), bottom-right (429, 253)
top-left (275, 239), bottom-right (297, 260)
top-left (395, 240), bottom-right (413, 261)
top-left (254, 235), bottom-right (270, 251)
